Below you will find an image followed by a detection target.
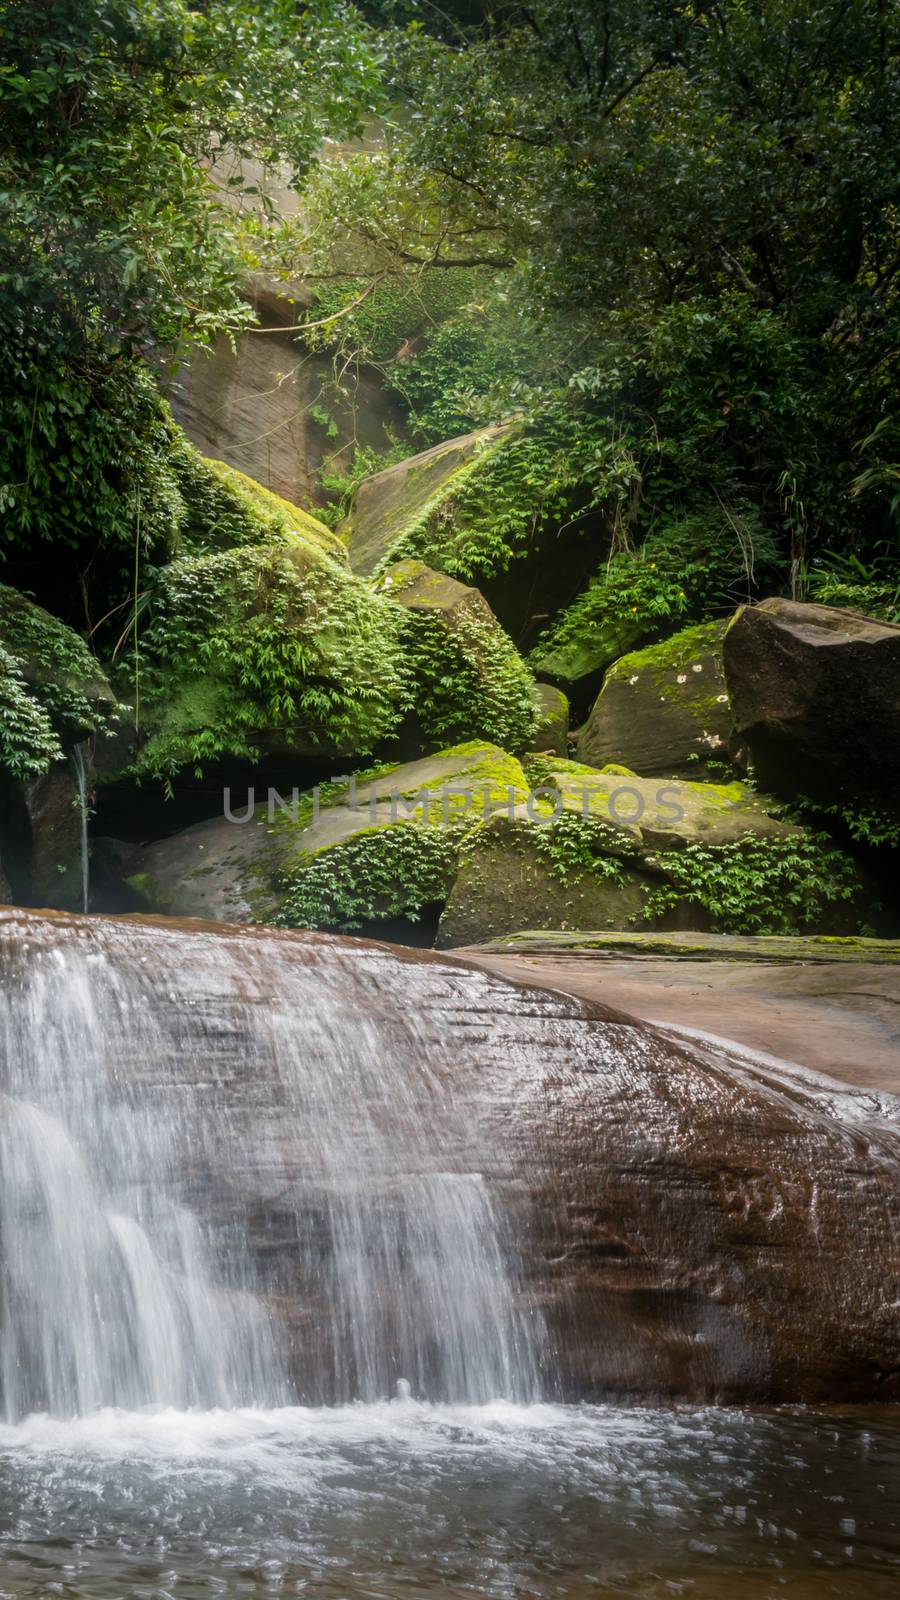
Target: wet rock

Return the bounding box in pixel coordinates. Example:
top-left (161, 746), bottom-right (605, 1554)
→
top-left (4, 907), bottom-right (900, 1405)
top-left (723, 597), bottom-right (900, 807)
top-left (578, 621), bottom-right (732, 775)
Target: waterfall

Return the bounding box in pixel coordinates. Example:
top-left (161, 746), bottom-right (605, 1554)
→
top-left (0, 913), bottom-right (543, 1420)
top-left (70, 743), bottom-right (90, 913)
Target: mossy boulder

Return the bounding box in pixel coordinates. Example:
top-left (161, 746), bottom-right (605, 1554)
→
top-left (0, 586), bottom-right (115, 781)
top-left (173, 447), bottom-right (346, 562)
top-left (133, 537), bottom-right (409, 780)
top-left (0, 590), bottom-right (116, 909)
top-left (578, 621), bottom-right (733, 776)
top-left (525, 755), bottom-right (792, 851)
top-left (375, 559), bottom-right (536, 752)
top-left (436, 813), bottom-right (656, 948)
top-left (341, 423), bottom-right (515, 577)
top-left (529, 682), bottom-right (569, 756)
top-left (126, 742), bottom-right (530, 927)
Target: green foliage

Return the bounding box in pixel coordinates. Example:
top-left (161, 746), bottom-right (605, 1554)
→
top-left (0, 645), bottom-right (64, 781)
top-left (303, 269), bottom-right (487, 367)
top-left (788, 796), bottom-right (900, 852)
top-left (0, 355), bottom-right (182, 556)
top-left (133, 543), bottom-right (408, 780)
top-left (317, 442), bottom-right (409, 529)
top-left (273, 820), bottom-right (463, 931)
top-left (171, 448), bottom-right (342, 559)
top-left (530, 511), bottom-right (774, 673)
top-left (0, 0), bottom-right (380, 609)
top-left (806, 544), bottom-right (900, 623)
top-left (642, 833), bottom-right (862, 936)
top-left (0, 584), bottom-right (115, 780)
top-left (387, 307), bottom-right (548, 445)
top-left (0, 0), bottom-right (379, 361)
top-left (390, 595), bottom-right (536, 751)
top-left (531, 812), bottom-right (625, 889)
top-left (379, 402), bottom-right (639, 584)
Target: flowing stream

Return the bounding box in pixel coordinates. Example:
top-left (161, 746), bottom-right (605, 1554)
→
top-left (0, 910), bottom-right (898, 1596)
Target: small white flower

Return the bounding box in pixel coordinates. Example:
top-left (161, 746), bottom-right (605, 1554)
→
top-left (676, 673), bottom-right (687, 684)
top-left (716, 693), bottom-right (728, 703)
top-left (691, 663), bottom-right (703, 673)
top-left (629, 674), bottom-right (639, 685)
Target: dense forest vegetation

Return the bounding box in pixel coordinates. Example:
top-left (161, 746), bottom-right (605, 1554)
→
top-left (1, 0), bottom-right (898, 937)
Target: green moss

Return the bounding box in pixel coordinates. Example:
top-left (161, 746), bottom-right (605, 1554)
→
top-left (377, 564), bottom-right (537, 752)
top-left (172, 444), bottom-right (344, 561)
top-left (608, 619), bottom-right (727, 680)
top-left (131, 541), bottom-right (409, 781)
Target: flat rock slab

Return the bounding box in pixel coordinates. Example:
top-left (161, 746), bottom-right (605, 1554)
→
top-left (455, 931), bottom-right (900, 1091)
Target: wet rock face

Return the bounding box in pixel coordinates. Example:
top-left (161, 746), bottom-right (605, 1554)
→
top-left (3, 909), bottom-right (900, 1405)
top-left (723, 598), bottom-right (900, 807)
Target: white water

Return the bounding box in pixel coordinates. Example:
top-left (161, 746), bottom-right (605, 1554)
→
top-left (0, 922), bottom-right (540, 1419)
top-left (69, 743), bottom-right (90, 913)
top-left (0, 1398), bottom-right (898, 1597)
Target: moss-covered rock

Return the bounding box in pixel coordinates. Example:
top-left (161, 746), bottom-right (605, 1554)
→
top-left (376, 559), bottom-right (536, 752)
top-left (341, 424), bottom-right (515, 577)
top-left (436, 813), bottom-right (656, 948)
top-left (524, 754), bottom-right (792, 851)
top-left (0, 589), bottom-right (114, 909)
top-left (173, 446), bottom-right (346, 562)
top-left (133, 537), bottom-right (409, 780)
top-left (578, 621), bottom-right (733, 775)
top-left (126, 742), bottom-right (530, 927)
top-left (529, 681), bottom-right (569, 755)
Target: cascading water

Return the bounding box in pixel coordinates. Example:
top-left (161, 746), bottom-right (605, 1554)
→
top-left (2, 909), bottom-right (900, 1596)
top-left (69, 743), bottom-right (90, 914)
top-left (0, 911), bottom-right (541, 1419)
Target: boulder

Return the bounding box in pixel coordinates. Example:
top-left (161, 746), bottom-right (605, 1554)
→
top-left (342, 423), bottom-right (514, 577)
top-left (126, 742), bottom-right (530, 927)
top-left (166, 277), bottom-right (405, 511)
top-left (529, 609), bottom-right (650, 690)
top-left (529, 682), bottom-right (569, 755)
top-left (9, 906), bottom-right (900, 1404)
top-left (723, 598), bottom-right (900, 807)
top-left (436, 814), bottom-right (656, 948)
top-left (134, 537), bottom-right (409, 779)
top-left (172, 449), bottom-right (346, 562)
top-left (578, 620), bottom-right (732, 775)
top-left (528, 756), bottom-right (792, 851)
top-left (375, 559), bottom-right (536, 752)
top-left (437, 758), bottom-right (805, 948)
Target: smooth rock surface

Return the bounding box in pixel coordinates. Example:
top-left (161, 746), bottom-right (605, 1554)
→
top-left (167, 279), bottom-right (404, 511)
top-left (457, 930), bottom-right (900, 1091)
top-left (723, 597), bottom-right (900, 806)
